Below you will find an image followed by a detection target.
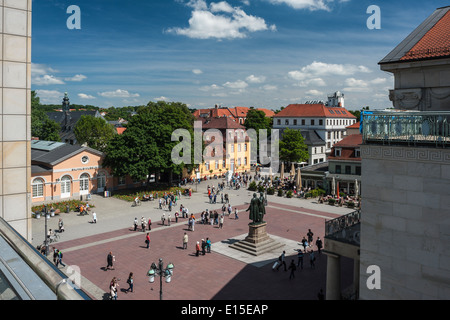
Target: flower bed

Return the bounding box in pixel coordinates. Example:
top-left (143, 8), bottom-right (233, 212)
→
top-left (113, 186), bottom-right (185, 202)
top-left (32, 200), bottom-right (94, 214)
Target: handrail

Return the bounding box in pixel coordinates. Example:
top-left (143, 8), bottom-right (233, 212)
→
top-left (0, 217), bottom-right (90, 300)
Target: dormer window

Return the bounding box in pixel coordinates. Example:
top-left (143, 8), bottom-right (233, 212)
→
top-left (355, 148), bottom-right (361, 157)
top-left (335, 148), bottom-right (342, 157)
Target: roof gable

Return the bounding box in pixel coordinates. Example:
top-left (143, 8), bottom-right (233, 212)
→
top-left (274, 104), bottom-right (356, 119)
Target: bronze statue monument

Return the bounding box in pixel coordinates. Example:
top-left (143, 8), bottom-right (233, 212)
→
top-left (246, 192), bottom-right (266, 225)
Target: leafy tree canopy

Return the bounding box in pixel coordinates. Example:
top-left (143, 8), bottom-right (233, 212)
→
top-left (279, 128), bottom-right (309, 163)
top-left (74, 115), bottom-right (116, 152)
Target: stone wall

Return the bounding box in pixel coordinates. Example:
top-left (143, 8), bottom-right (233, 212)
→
top-left (360, 144), bottom-right (450, 299)
top-left (0, 0), bottom-right (32, 240)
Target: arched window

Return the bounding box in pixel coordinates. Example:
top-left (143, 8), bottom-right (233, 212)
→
top-left (97, 172), bottom-right (106, 192)
top-left (32, 178), bottom-right (44, 198)
top-left (60, 176), bottom-right (72, 198)
top-left (80, 173), bottom-right (90, 195)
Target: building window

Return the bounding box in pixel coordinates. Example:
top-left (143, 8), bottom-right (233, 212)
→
top-left (32, 178), bottom-right (44, 198)
top-left (61, 175), bottom-right (72, 198)
top-left (294, 119), bottom-right (297, 125)
top-left (238, 144), bottom-right (241, 152)
top-left (118, 176), bottom-right (126, 185)
top-left (301, 119), bottom-right (305, 125)
top-left (81, 155), bottom-right (89, 164)
top-left (335, 148), bottom-right (341, 157)
top-left (327, 132), bottom-right (331, 139)
top-left (355, 148), bottom-right (361, 157)
top-left (319, 119), bottom-right (323, 126)
top-left (335, 165), bottom-right (341, 174)
top-left (244, 143), bottom-right (247, 151)
top-left (244, 157), bottom-right (248, 165)
top-left (285, 119), bottom-right (289, 125)
top-left (311, 119), bottom-right (315, 125)
top-left (356, 166), bottom-right (361, 175)
top-left (277, 119), bottom-right (281, 125)
top-left (97, 172), bottom-right (106, 190)
top-left (345, 165), bottom-right (351, 174)
top-left (80, 173), bottom-right (90, 194)
top-left (215, 160), bottom-right (219, 169)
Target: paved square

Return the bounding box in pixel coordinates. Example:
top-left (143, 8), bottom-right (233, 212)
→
top-left (32, 183), bottom-right (356, 300)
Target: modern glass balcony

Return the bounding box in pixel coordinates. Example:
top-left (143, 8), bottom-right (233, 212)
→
top-left (361, 110), bottom-right (450, 148)
top-left (325, 209), bottom-right (360, 246)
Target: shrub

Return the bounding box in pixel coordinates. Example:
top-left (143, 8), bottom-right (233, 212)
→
top-left (347, 201), bottom-right (355, 208)
top-left (32, 200), bottom-right (94, 214)
top-left (267, 187), bottom-right (275, 195)
top-left (277, 189), bottom-right (284, 197)
top-left (248, 181), bottom-right (257, 191)
top-left (113, 186), bottom-right (184, 202)
top-left (328, 198), bottom-right (336, 205)
top-left (257, 185), bottom-right (265, 193)
top-left (286, 190), bottom-right (293, 198)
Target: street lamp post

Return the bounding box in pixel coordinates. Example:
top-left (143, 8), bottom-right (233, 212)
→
top-left (147, 258), bottom-right (174, 300)
top-left (43, 204), bottom-right (50, 256)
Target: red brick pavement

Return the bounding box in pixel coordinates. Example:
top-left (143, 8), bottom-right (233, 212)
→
top-left (57, 202), bottom-right (354, 300)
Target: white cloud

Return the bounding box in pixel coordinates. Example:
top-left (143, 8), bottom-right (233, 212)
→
top-left (78, 93), bottom-right (96, 100)
top-left (267, 0), bottom-right (332, 11)
top-left (289, 61), bottom-right (371, 82)
top-left (32, 74), bottom-right (65, 86)
top-left (223, 79), bottom-right (248, 89)
top-left (65, 74), bottom-right (87, 82)
top-left (154, 96), bottom-right (170, 101)
top-left (199, 84), bottom-right (222, 91)
top-left (98, 89), bottom-right (140, 98)
top-left (192, 69), bottom-right (203, 74)
top-left (246, 74), bottom-right (266, 83)
top-left (305, 89), bottom-right (324, 96)
top-left (35, 90), bottom-right (64, 104)
top-left (261, 84), bottom-right (278, 91)
top-left (168, 0), bottom-right (276, 39)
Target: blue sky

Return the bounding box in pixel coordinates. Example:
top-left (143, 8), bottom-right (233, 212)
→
top-left (31, 0), bottom-right (449, 110)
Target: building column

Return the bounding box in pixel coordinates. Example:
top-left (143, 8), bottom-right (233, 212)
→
top-left (325, 251), bottom-right (341, 300)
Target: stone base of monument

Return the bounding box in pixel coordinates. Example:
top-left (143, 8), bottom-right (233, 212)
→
top-left (229, 222), bottom-right (284, 256)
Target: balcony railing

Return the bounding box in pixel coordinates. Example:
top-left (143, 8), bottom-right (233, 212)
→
top-left (361, 111), bottom-right (450, 148)
top-left (325, 209), bottom-right (360, 246)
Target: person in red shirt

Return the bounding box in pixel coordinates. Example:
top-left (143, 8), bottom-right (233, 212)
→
top-left (145, 233), bottom-right (150, 249)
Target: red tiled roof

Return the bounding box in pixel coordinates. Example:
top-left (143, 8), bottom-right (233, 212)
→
top-left (328, 134), bottom-right (362, 161)
top-left (193, 106), bottom-right (275, 119)
top-left (116, 127), bottom-right (126, 135)
top-left (333, 134), bottom-right (362, 147)
top-left (346, 121), bottom-right (360, 129)
top-left (201, 116), bottom-right (245, 130)
top-left (401, 10), bottom-right (450, 61)
top-left (273, 104), bottom-right (356, 119)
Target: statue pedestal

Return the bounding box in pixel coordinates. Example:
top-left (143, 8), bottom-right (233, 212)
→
top-left (229, 222), bottom-right (283, 256)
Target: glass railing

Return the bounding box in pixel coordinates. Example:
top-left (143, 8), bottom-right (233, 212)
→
top-left (325, 210), bottom-right (360, 246)
top-left (361, 110), bottom-right (450, 147)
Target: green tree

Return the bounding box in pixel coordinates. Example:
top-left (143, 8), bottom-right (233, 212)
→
top-left (244, 109), bottom-right (273, 163)
top-left (103, 101), bottom-right (195, 184)
top-left (74, 115), bottom-right (116, 152)
top-left (279, 128), bottom-right (309, 163)
top-left (31, 91), bottom-right (61, 141)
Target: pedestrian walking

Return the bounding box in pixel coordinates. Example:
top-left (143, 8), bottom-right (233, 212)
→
top-left (315, 237), bottom-right (323, 254)
top-left (206, 238), bottom-right (211, 253)
top-left (234, 208), bottom-right (239, 220)
top-left (57, 249), bottom-right (66, 267)
top-left (161, 213), bottom-right (166, 226)
top-left (183, 232), bottom-right (188, 249)
top-left (92, 212), bottom-right (97, 224)
top-left (110, 277), bottom-right (119, 300)
top-left (295, 248), bottom-right (304, 269)
top-left (195, 241), bottom-right (200, 256)
top-left (133, 218), bottom-right (138, 231)
top-left (168, 213), bottom-right (171, 226)
top-left (145, 233), bottom-right (150, 249)
top-left (106, 251), bottom-right (115, 270)
top-left (141, 216), bottom-right (146, 232)
top-left (301, 236), bottom-right (307, 252)
top-left (307, 229), bottom-right (314, 247)
top-left (148, 218), bottom-right (152, 230)
top-left (219, 215), bottom-right (224, 229)
top-left (201, 239), bottom-right (206, 255)
top-left (58, 218), bottom-right (65, 233)
top-left (175, 211), bottom-right (179, 223)
top-left (125, 272), bottom-right (134, 293)
top-left (52, 247), bottom-right (58, 266)
top-left (309, 250), bottom-right (316, 269)
top-left (276, 251), bottom-right (287, 271)
top-left (288, 260), bottom-right (296, 279)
